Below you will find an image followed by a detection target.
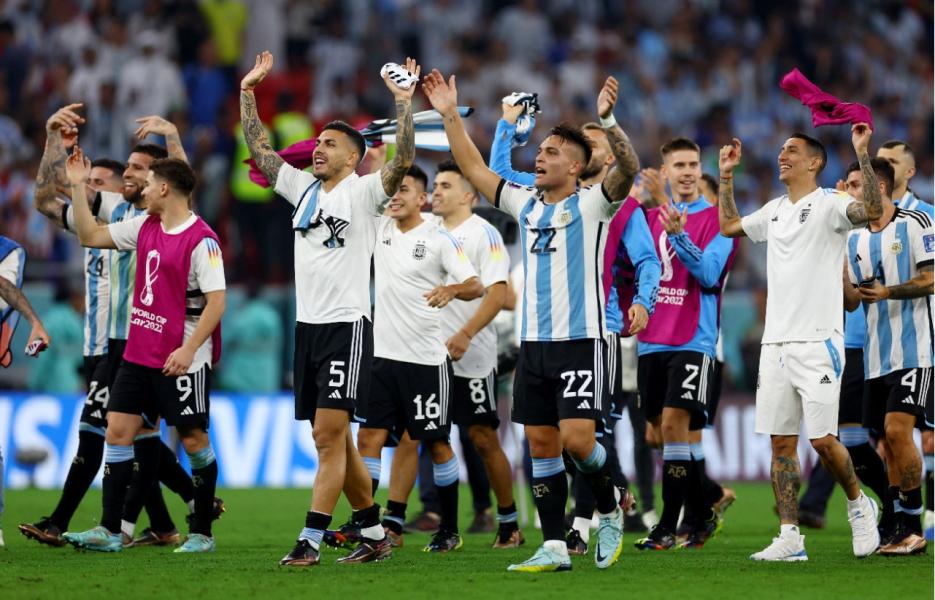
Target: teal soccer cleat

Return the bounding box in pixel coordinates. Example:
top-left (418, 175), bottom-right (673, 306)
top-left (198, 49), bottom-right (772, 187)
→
top-left (594, 507), bottom-right (624, 569)
top-left (173, 533), bottom-right (216, 553)
top-left (63, 526), bottom-right (123, 552)
top-left (507, 541), bottom-right (572, 573)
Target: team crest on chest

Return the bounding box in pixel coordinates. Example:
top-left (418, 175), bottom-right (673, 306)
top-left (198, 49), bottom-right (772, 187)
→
top-left (799, 206), bottom-right (811, 224)
top-left (412, 241), bottom-right (427, 260)
top-left (889, 240), bottom-right (903, 255)
top-left (558, 211), bottom-right (572, 225)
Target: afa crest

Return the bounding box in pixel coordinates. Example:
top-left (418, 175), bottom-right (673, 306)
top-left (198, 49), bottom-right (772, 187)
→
top-left (890, 240), bottom-right (903, 254)
top-left (412, 242), bottom-right (426, 260)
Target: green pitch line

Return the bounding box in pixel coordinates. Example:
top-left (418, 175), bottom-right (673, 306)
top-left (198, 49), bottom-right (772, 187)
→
top-left (1, 483), bottom-right (930, 599)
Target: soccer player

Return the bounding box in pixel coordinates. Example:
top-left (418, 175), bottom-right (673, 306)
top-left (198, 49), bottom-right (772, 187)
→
top-left (63, 150), bottom-right (225, 553)
top-left (432, 160), bottom-right (524, 548)
top-left (490, 97), bottom-right (659, 552)
top-left (240, 51), bottom-right (417, 566)
top-left (424, 71), bottom-right (639, 572)
top-left (718, 124), bottom-right (882, 560)
top-left (21, 107), bottom-right (205, 547)
top-left (877, 140), bottom-right (934, 216)
top-left (633, 138), bottom-right (738, 551)
top-left (845, 153), bottom-right (933, 555)
top-left (357, 164), bottom-right (483, 552)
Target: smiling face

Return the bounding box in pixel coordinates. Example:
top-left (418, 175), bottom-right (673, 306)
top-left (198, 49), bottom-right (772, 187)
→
top-left (662, 148), bottom-right (701, 200)
top-left (88, 166), bottom-right (123, 194)
top-left (534, 135), bottom-right (585, 190)
top-left (580, 128), bottom-right (612, 180)
top-left (123, 152), bottom-right (155, 204)
top-left (313, 129), bottom-right (360, 181)
top-left (387, 175), bottom-right (427, 221)
top-left (431, 170), bottom-right (473, 218)
top-left (777, 137), bottom-right (821, 184)
top-left (140, 170), bottom-right (167, 214)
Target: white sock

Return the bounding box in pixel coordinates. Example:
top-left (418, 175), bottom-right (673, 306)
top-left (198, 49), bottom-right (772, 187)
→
top-left (846, 492), bottom-right (864, 510)
top-left (543, 539), bottom-right (569, 556)
top-left (187, 500), bottom-right (195, 513)
top-left (780, 524), bottom-right (799, 537)
top-left (121, 520), bottom-right (136, 538)
top-left (572, 517), bottom-right (591, 543)
top-left (360, 523), bottom-right (385, 541)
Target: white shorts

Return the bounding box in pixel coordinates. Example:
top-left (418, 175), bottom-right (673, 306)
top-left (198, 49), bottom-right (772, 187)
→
top-left (754, 335), bottom-right (844, 439)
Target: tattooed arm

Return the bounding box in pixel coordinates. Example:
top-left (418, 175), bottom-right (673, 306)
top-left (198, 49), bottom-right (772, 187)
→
top-left (717, 138), bottom-right (746, 237)
top-left (0, 272), bottom-right (51, 350)
top-left (596, 77), bottom-right (638, 202)
top-left (379, 57), bottom-right (421, 197)
top-left (239, 52), bottom-right (284, 188)
top-left (35, 104), bottom-right (87, 229)
top-left (134, 116), bottom-right (189, 163)
top-left (846, 123), bottom-right (883, 225)
top-left (860, 264), bottom-right (933, 302)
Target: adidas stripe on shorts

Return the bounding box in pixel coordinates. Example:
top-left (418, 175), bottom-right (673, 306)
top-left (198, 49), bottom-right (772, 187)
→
top-left (637, 350), bottom-right (714, 431)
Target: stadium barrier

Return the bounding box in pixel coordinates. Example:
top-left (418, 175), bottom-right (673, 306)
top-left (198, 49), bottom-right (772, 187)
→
top-left (1, 391), bottom-right (828, 489)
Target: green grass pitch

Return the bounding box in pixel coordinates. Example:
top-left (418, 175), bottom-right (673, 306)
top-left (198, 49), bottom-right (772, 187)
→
top-left (1, 483), bottom-right (931, 599)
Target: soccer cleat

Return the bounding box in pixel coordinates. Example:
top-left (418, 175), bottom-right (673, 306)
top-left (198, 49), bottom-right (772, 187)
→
top-left (565, 528), bottom-right (588, 555)
top-left (593, 508), bottom-right (624, 569)
top-left (185, 496), bottom-right (226, 529)
top-left (617, 487), bottom-right (636, 514)
top-left (877, 531), bottom-right (927, 556)
top-left (323, 519), bottom-right (361, 549)
top-left (678, 517), bottom-right (719, 549)
top-left (63, 526), bottom-right (123, 552)
top-left (467, 510), bottom-right (495, 534)
top-left (404, 511), bottom-right (440, 533)
top-left (19, 518), bottom-right (66, 547)
top-left (507, 542), bottom-right (572, 573)
top-left (132, 528), bottom-right (181, 547)
top-left (712, 487), bottom-right (737, 521)
top-left (635, 525), bottom-right (677, 551)
top-left (847, 493), bottom-right (880, 557)
top-left (492, 526), bottom-right (525, 549)
top-left (423, 529), bottom-right (463, 553)
top-left (279, 539), bottom-right (320, 566)
top-left (750, 530), bottom-right (808, 561)
top-left (173, 533), bottom-right (215, 553)
top-left (383, 526), bottom-right (404, 548)
top-left (337, 537), bottom-right (392, 563)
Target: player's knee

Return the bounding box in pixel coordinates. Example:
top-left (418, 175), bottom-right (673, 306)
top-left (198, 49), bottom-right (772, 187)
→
top-left (562, 437), bottom-right (593, 461)
top-left (356, 429), bottom-right (382, 455)
top-left (808, 435), bottom-right (838, 459)
top-left (468, 426), bottom-right (498, 455)
top-left (771, 435), bottom-right (797, 456)
top-left (312, 424), bottom-right (344, 451)
top-left (427, 440), bottom-right (454, 463)
top-left (177, 427), bottom-right (209, 454)
top-left (883, 420), bottom-right (911, 446)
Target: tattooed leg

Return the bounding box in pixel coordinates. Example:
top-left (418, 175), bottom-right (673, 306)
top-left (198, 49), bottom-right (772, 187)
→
top-left (811, 434), bottom-right (860, 501)
top-left (771, 436), bottom-right (801, 524)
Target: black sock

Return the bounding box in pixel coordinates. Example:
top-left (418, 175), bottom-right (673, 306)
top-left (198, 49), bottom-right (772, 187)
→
top-left (188, 447), bottom-right (218, 536)
top-left (353, 504), bottom-right (381, 529)
top-left (926, 465), bottom-right (933, 511)
top-left (847, 442), bottom-right (889, 503)
top-left (573, 471), bottom-right (596, 518)
top-left (882, 485), bottom-right (900, 532)
top-left (50, 430), bottom-right (104, 530)
top-left (372, 479), bottom-right (379, 498)
top-left (101, 445), bottom-right (135, 534)
top-left (581, 462), bottom-right (617, 515)
top-left (158, 442), bottom-right (194, 503)
top-left (382, 500), bottom-right (407, 535)
top-left (497, 503), bottom-right (518, 532)
top-left (532, 471), bottom-right (568, 542)
top-left (122, 435), bottom-right (162, 525)
top-left (143, 482), bottom-right (176, 532)
top-left (899, 487), bottom-right (923, 535)
top-left (689, 459), bottom-right (714, 522)
top-left (436, 481), bottom-right (459, 533)
top-left (660, 458), bottom-right (691, 532)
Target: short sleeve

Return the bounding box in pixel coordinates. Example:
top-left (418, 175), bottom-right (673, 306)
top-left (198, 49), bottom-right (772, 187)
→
top-left (494, 179), bottom-right (535, 219)
top-left (910, 214), bottom-right (934, 268)
top-left (353, 172), bottom-right (391, 217)
top-left (273, 163), bottom-right (319, 208)
top-left (0, 248), bottom-right (23, 285)
top-left (191, 238), bottom-right (227, 293)
top-left (107, 215), bottom-right (147, 250)
top-left (740, 200), bottom-right (776, 243)
top-left (580, 183), bottom-right (623, 222)
top-left (438, 230), bottom-right (477, 284)
top-left (94, 191), bottom-right (124, 223)
top-left (827, 189), bottom-right (857, 233)
top-left (475, 225), bottom-right (509, 288)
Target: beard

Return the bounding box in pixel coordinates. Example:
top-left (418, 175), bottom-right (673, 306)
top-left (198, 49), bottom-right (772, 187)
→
top-left (580, 160), bottom-right (603, 181)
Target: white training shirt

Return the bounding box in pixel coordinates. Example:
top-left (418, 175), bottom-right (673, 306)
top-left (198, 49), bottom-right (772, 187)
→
top-left (108, 213), bottom-right (226, 372)
top-left (438, 214), bottom-right (509, 378)
top-left (847, 208), bottom-right (934, 379)
top-left (374, 217), bottom-right (478, 366)
top-left (274, 163), bottom-right (390, 324)
top-left (0, 248), bottom-right (24, 312)
top-left (741, 187), bottom-right (857, 344)
top-left (496, 181), bottom-right (621, 342)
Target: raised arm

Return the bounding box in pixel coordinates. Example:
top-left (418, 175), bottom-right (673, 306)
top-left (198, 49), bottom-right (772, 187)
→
top-left (379, 58), bottom-right (420, 197)
top-left (597, 77), bottom-right (639, 201)
top-left (0, 275), bottom-right (51, 352)
top-left (846, 123), bottom-right (884, 225)
top-left (717, 138), bottom-right (746, 237)
top-left (423, 69), bottom-right (502, 202)
top-left (239, 52), bottom-right (284, 188)
top-left (488, 104), bottom-right (536, 186)
top-left (134, 115), bottom-right (189, 163)
top-left (35, 104), bottom-right (85, 229)
top-left (67, 147), bottom-right (117, 249)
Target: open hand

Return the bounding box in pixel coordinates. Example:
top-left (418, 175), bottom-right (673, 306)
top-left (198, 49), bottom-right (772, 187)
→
top-left (422, 69), bottom-right (458, 117)
top-left (424, 284), bottom-right (456, 308)
top-left (46, 103), bottom-right (84, 136)
top-left (640, 167), bottom-right (666, 204)
top-left (241, 51), bottom-right (273, 91)
top-left (719, 138), bottom-right (742, 175)
top-left (134, 115), bottom-right (178, 140)
top-left (659, 203), bottom-right (687, 235)
top-left (65, 146), bottom-right (91, 185)
top-left (597, 76), bottom-right (618, 119)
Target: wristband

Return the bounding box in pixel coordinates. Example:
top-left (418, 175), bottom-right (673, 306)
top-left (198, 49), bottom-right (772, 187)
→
top-left (719, 174), bottom-right (733, 180)
top-left (599, 113), bottom-right (617, 128)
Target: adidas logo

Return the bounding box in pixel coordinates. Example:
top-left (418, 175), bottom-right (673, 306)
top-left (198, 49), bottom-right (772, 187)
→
top-left (181, 406), bottom-right (194, 415)
top-left (819, 375), bottom-right (832, 384)
top-left (902, 396), bottom-right (915, 405)
top-left (382, 238), bottom-right (391, 245)
top-left (329, 389), bottom-right (342, 400)
top-left (474, 406), bottom-right (486, 414)
top-left (91, 410), bottom-right (102, 418)
top-left (424, 422), bottom-right (438, 430)
top-left (577, 400), bottom-right (590, 410)
top-left (681, 391), bottom-right (694, 400)
top-left (770, 216), bottom-right (779, 222)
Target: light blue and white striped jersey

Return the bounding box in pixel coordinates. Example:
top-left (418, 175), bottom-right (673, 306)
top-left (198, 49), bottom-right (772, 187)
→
top-left (495, 180), bottom-right (621, 342)
top-left (895, 190), bottom-right (934, 217)
top-left (94, 191), bottom-right (146, 341)
top-left (847, 208), bottom-right (934, 379)
top-left (65, 207), bottom-right (112, 356)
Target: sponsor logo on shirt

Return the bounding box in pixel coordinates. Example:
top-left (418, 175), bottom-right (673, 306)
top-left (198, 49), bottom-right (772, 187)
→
top-left (819, 374), bottom-right (832, 384)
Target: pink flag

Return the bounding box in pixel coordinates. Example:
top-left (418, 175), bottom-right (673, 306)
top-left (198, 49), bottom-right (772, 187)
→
top-left (780, 68), bottom-right (873, 130)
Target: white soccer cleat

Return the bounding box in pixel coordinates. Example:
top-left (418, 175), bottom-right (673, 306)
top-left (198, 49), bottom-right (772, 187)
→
top-left (848, 492), bottom-right (880, 557)
top-left (750, 529), bottom-right (808, 562)
top-left (380, 63), bottom-right (418, 90)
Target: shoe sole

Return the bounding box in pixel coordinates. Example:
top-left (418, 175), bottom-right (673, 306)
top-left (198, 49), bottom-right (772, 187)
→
top-left (750, 554), bottom-right (808, 562)
top-left (173, 546), bottom-right (215, 553)
top-left (65, 539), bottom-right (122, 553)
top-left (508, 562), bottom-right (572, 573)
top-left (336, 546), bottom-right (393, 564)
top-left (878, 538), bottom-right (927, 556)
top-left (19, 525), bottom-right (66, 547)
top-left (423, 537), bottom-right (463, 553)
top-left (279, 558), bottom-right (320, 566)
top-left (133, 535), bottom-right (181, 547)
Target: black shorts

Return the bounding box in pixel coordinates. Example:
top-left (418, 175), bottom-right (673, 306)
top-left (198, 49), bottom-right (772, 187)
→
top-left (109, 360), bottom-right (211, 429)
top-left (452, 371), bottom-right (499, 429)
top-left (105, 338), bottom-right (127, 387)
top-left (362, 357), bottom-right (452, 442)
top-left (80, 354), bottom-right (110, 431)
top-left (864, 367), bottom-right (933, 432)
top-left (512, 339), bottom-right (606, 427)
top-left (637, 351), bottom-right (714, 431)
top-left (293, 319), bottom-right (373, 423)
top-left (706, 359), bottom-right (724, 427)
top-left (606, 332), bottom-right (625, 422)
top-left (838, 348), bottom-right (866, 424)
